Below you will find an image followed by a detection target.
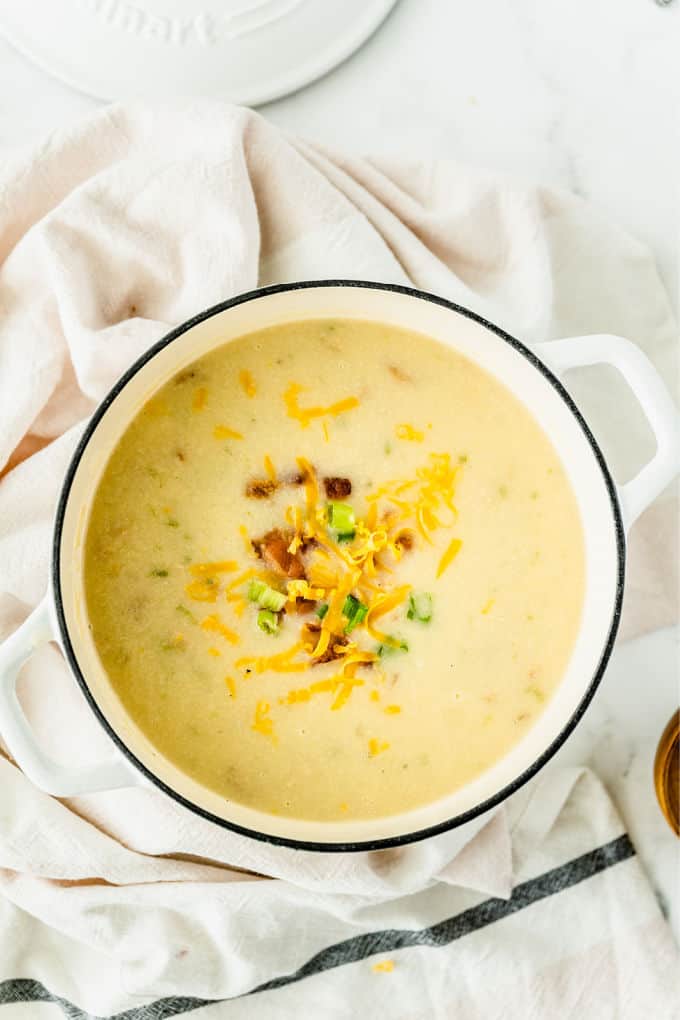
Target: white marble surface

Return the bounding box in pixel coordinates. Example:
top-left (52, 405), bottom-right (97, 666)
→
top-left (0, 0), bottom-right (677, 936)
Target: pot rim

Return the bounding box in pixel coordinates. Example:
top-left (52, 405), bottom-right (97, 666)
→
top-left (51, 279), bottom-right (626, 852)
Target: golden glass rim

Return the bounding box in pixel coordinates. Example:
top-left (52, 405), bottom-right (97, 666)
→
top-left (654, 709), bottom-right (680, 837)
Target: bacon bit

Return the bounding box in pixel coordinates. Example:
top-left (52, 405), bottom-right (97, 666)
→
top-left (225, 676), bottom-right (237, 698)
top-left (396, 423), bottom-right (425, 442)
top-left (389, 364), bottom-right (412, 383)
top-left (323, 477), bottom-right (352, 500)
top-left (384, 705), bottom-right (401, 715)
top-left (368, 738), bottom-right (390, 757)
top-left (185, 579), bottom-right (218, 602)
top-left (252, 700), bottom-right (276, 743)
top-left (175, 449), bottom-right (186, 462)
top-left (284, 382), bottom-right (360, 429)
top-left (246, 478), bottom-right (277, 499)
top-left (189, 560), bottom-right (238, 576)
top-left (192, 387), bottom-right (208, 411)
top-left (393, 529), bottom-right (415, 552)
top-left (437, 537), bottom-right (462, 578)
top-left (213, 425), bottom-right (244, 440)
top-left (253, 529), bottom-right (306, 579)
top-left (239, 369), bottom-right (257, 398)
top-left (287, 598), bottom-right (316, 615)
top-left (200, 614), bottom-right (240, 645)
top-left (372, 959), bottom-right (395, 973)
top-left (263, 455), bottom-right (277, 482)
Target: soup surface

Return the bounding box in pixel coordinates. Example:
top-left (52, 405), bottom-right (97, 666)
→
top-left (84, 318), bottom-right (584, 821)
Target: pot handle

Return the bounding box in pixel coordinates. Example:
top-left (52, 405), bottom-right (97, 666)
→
top-left (0, 594), bottom-right (140, 796)
top-left (535, 334), bottom-right (680, 532)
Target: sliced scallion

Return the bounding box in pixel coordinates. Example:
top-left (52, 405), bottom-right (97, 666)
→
top-left (342, 594), bottom-right (368, 633)
top-left (377, 637), bottom-right (409, 657)
top-left (337, 531), bottom-right (356, 544)
top-left (316, 603), bottom-right (329, 619)
top-left (257, 609), bottom-right (280, 635)
top-left (327, 501), bottom-right (355, 534)
top-left (248, 580), bottom-right (286, 612)
top-left (407, 592), bottom-right (433, 624)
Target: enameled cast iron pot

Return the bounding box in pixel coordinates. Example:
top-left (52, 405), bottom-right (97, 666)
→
top-left (1, 282), bottom-right (678, 852)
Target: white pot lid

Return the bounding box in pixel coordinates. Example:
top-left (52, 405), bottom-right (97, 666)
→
top-left (0, 0), bottom-right (398, 105)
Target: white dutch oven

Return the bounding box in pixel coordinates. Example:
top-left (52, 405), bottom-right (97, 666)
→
top-left (0, 282), bottom-right (678, 852)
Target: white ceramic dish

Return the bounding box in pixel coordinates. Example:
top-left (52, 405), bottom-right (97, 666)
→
top-left (0, 0), bottom-right (398, 105)
top-left (0, 281), bottom-right (678, 852)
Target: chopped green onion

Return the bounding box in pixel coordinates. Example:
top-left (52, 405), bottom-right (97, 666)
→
top-left (248, 580), bottom-right (286, 612)
top-left (337, 531), bottom-right (356, 544)
top-left (327, 501), bottom-right (356, 534)
top-left (407, 592), bottom-right (433, 624)
top-left (150, 568), bottom-right (168, 577)
top-left (248, 580), bottom-right (267, 602)
top-left (377, 637), bottom-right (409, 657)
top-left (342, 594), bottom-right (368, 633)
top-left (166, 518), bottom-right (179, 528)
top-left (176, 604), bottom-right (196, 623)
top-left (316, 603), bottom-right (329, 619)
top-left (257, 609), bottom-right (280, 635)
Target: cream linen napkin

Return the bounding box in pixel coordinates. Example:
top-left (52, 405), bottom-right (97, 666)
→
top-left (0, 103), bottom-right (677, 1017)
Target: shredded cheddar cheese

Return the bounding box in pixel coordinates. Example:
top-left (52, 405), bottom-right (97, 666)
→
top-left (331, 676), bottom-right (364, 711)
top-left (189, 560), bottom-right (238, 576)
top-left (236, 641), bottom-right (307, 674)
top-left (238, 525), bottom-right (253, 557)
top-left (185, 579), bottom-right (218, 602)
top-left (207, 647), bottom-right (221, 657)
top-left (192, 387), bottom-right (208, 412)
top-left (366, 585), bottom-right (411, 646)
top-left (239, 369), bottom-right (256, 398)
top-left (437, 537), bottom-right (462, 578)
top-left (372, 960), bottom-right (395, 973)
top-left (225, 676), bottom-right (237, 698)
top-left (200, 614), bottom-right (240, 645)
top-left (252, 700), bottom-right (276, 743)
top-left (287, 579), bottom-right (326, 602)
top-left (213, 425), bottom-right (244, 441)
top-left (368, 738), bottom-right (390, 757)
top-left (481, 598), bottom-right (495, 615)
top-left (226, 449), bottom-right (466, 747)
top-left (284, 382), bottom-right (359, 429)
top-left (395, 423), bottom-right (424, 442)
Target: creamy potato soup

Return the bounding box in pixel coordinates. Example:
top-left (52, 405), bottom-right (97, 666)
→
top-left (84, 319), bottom-right (585, 821)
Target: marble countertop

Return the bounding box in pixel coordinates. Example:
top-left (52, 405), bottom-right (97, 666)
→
top-left (0, 0), bottom-right (677, 936)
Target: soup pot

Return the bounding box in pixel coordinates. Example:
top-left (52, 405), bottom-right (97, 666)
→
top-left (1, 281), bottom-right (678, 852)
